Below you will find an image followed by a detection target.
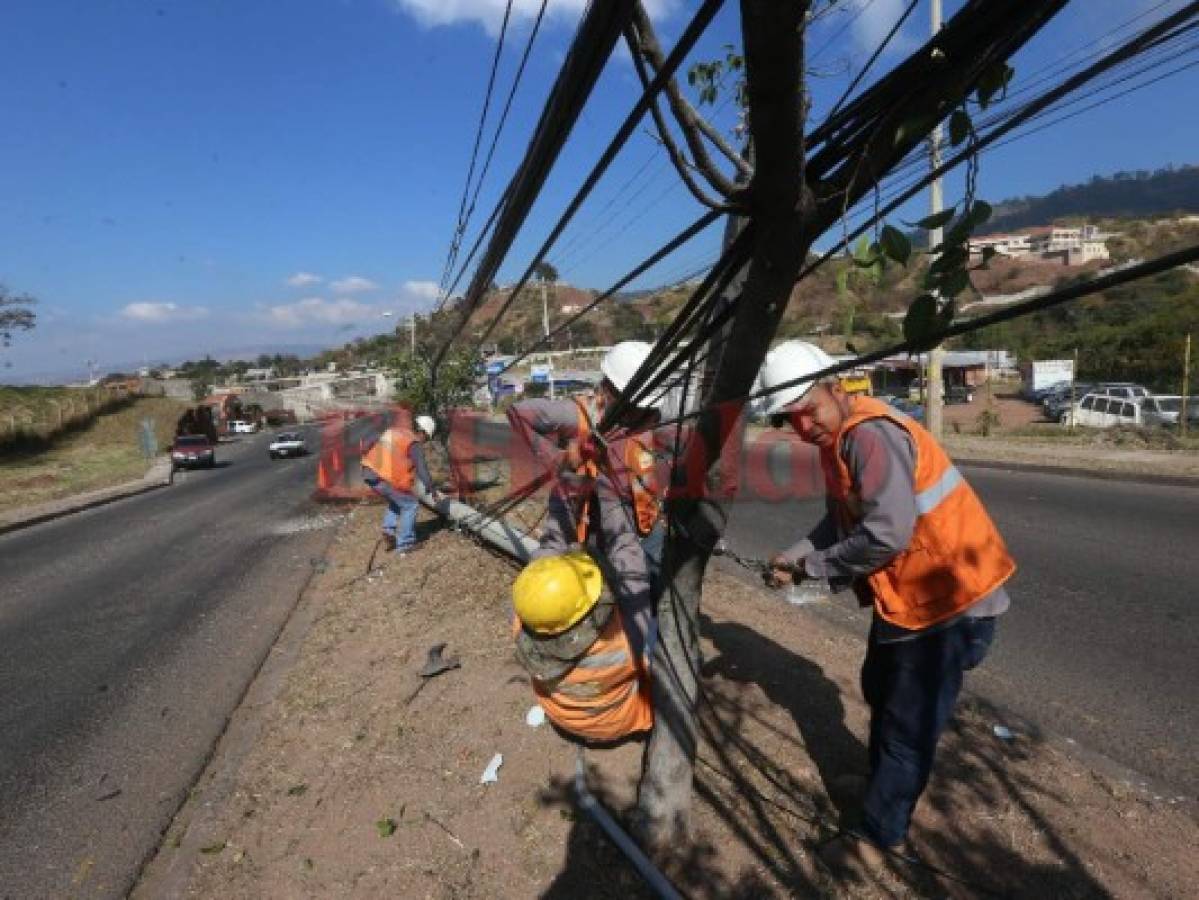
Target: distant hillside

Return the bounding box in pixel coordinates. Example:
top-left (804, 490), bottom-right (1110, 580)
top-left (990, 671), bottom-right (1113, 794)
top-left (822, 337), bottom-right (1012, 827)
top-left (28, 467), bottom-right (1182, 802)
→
top-left (986, 164), bottom-right (1199, 234)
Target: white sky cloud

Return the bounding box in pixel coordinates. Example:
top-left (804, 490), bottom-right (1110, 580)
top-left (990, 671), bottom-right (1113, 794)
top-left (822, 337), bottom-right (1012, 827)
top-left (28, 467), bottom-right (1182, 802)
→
top-left (401, 279), bottom-right (440, 302)
top-left (262, 296), bottom-right (379, 328)
top-left (329, 275), bottom-right (380, 294)
top-left (391, 0), bottom-right (677, 34)
top-left (849, 0), bottom-right (921, 58)
top-left (285, 271), bottom-right (323, 287)
top-left (120, 301), bottom-right (210, 323)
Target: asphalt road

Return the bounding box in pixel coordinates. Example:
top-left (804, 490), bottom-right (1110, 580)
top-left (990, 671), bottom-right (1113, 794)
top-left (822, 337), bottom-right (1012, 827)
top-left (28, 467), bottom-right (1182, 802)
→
top-left (469, 419), bottom-right (1198, 797)
top-left (0, 427), bottom-right (335, 899)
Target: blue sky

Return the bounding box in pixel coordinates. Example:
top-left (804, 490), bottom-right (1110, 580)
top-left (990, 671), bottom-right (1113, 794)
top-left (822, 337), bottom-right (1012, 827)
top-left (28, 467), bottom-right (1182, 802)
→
top-left (1, 0), bottom-right (1194, 381)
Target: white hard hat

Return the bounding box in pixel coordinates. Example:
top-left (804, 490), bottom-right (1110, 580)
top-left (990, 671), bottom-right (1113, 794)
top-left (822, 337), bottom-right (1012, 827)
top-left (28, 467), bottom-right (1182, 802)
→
top-left (600, 341), bottom-right (653, 393)
top-left (758, 341), bottom-right (837, 415)
top-left (415, 415), bottom-right (436, 438)
top-left (600, 341), bottom-right (660, 409)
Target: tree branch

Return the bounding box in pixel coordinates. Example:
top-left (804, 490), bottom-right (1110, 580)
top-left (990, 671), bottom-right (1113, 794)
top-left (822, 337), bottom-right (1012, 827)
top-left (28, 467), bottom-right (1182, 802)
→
top-left (630, 2), bottom-right (752, 190)
top-left (625, 28), bottom-right (739, 212)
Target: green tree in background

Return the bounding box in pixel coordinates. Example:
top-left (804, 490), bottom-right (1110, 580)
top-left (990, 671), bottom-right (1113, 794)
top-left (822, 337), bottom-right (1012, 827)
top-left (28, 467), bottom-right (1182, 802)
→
top-left (388, 347), bottom-right (478, 430)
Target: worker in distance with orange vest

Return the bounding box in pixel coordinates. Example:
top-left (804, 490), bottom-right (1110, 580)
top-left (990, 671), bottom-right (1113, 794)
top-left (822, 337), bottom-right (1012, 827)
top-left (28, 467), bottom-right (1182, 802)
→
top-left (511, 550), bottom-right (653, 743)
top-left (759, 341), bottom-right (1015, 875)
top-left (361, 414), bottom-right (443, 553)
top-left (507, 341), bottom-right (664, 620)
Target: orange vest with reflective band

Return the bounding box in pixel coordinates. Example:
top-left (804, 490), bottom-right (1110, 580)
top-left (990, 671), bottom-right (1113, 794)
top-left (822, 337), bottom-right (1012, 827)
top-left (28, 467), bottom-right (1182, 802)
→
top-left (513, 608), bottom-right (653, 742)
top-left (822, 396), bottom-right (1015, 631)
top-left (573, 399), bottom-right (660, 542)
top-left (361, 427), bottom-right (416, 491)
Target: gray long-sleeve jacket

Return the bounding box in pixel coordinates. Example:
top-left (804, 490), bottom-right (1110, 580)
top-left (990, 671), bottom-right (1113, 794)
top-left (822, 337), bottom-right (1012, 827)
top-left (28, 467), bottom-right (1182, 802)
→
top-left (778, 419), bottom-right (1009, 642)
top-left (507, 398), bottom-right (653, 655)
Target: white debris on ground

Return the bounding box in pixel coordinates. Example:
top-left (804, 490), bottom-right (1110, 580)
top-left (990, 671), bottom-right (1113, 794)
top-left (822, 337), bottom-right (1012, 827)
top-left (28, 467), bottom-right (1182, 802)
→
top-left (271, 513), bottom-right (348, 536)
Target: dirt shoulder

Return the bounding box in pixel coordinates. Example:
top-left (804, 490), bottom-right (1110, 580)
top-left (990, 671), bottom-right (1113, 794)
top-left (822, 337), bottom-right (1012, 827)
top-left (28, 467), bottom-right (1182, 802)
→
top-left (136, 508), bottom-right (1197, 899)
top-left (943, 432), bottom-right (1199, 480)
top-left (0, 396), bottom-right (186, 512)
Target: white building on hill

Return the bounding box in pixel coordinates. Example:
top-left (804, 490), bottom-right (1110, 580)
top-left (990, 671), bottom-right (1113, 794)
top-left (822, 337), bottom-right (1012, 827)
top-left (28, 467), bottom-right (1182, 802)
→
top-left (968, 222), bottom-right (1111, 265)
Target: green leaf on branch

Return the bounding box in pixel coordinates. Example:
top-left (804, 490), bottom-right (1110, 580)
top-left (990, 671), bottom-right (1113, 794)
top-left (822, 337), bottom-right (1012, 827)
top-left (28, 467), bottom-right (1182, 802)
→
top-left (851, 234), bottom-right (876, 268)
top-left (928, 246), bottom-right (968, 276)
top-left (969, 200), bottom-right (993, 227)
top-left (974, 246), bottom-right (998, 269)
top-left (908, 208), bottom-right (955, 231)
top-left (939, 267), bottom-right (970, 299)
top-left (938, 299), bottom-right (957, 331)
top-left (835, 267), bottom-right (849, 295)
top-left (903, 294), bottom-right (940, 350)
top-left (880, 225), bottom-right (912, 265)
top-left (949, 109), bottom-right (971, 147)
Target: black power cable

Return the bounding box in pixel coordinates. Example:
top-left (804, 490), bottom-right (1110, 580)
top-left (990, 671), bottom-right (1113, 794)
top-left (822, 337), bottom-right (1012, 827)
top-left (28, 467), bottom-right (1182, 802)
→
top-left (436, 0), bottom-right (516, 298)
top-left (456, 0), bottom-right (731, 366)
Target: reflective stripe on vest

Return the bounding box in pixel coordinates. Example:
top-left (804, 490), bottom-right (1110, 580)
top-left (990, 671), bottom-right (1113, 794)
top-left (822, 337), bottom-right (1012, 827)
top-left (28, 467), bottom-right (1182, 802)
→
top-left (516, 606), bottom-right (653, 742)
top-left (362, 427), bottom-right (415, 491)
top-left (914, 465), bottom-right (963, 515)
top-left (825, 396), bottom-right (1015, 631)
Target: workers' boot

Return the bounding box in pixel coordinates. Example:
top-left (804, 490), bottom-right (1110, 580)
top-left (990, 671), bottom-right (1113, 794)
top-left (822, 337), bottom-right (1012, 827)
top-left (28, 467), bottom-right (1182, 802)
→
top-left (382, 532), bottom-right (397, 552)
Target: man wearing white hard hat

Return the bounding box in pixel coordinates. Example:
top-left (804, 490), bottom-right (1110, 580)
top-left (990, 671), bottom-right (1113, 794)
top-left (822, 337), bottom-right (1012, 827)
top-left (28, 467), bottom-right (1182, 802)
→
top-left (758, 340), bottom-right (1015, 875)
top-left (361, 413), bottom-right (442, 553)
top-left (507, 341), bottom-right (665, 639)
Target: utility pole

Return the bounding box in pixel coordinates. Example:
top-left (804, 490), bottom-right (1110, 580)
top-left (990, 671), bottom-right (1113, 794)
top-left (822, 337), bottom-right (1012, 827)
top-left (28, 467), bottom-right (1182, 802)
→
top-left (1069, 346), bottom-right (1078, 430)
top-left (926, 0), bottom-right (946, 439)
top-left (541, 280), bottom-right (556, 399)
top-left (1182, 332), bottom-right (1192, 437)
top-left (409, 313), bottom-right (417, 354)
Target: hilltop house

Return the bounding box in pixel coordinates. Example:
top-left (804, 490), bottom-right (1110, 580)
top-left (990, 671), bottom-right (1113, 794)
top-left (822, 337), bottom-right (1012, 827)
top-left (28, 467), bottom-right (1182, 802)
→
top-left (968, 223), bottom-right (1112, 265)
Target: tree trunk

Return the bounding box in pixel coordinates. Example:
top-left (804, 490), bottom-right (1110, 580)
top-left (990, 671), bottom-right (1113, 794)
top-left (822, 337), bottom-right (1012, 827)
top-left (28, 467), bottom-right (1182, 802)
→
top-left (637, 0), bottom-right (812, 848)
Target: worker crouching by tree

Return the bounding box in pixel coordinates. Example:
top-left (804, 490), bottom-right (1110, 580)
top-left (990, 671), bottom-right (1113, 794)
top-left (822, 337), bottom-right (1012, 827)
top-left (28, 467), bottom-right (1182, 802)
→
top-left (360, 414), bottom-right (442, 553)
top-left (759, 341), bottom-right (1015, 875)
top-left (507, 341), bottom-right (665, 607)
top-left (511, 551), bottom-right (653, 743)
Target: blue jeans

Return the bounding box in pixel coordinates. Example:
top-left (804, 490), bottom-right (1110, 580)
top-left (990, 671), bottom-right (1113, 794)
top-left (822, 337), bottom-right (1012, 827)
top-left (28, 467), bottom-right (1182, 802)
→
top-left (859, 615), bottom-right (996, 847)
top-left (639, 520), bottom-right (666, 601)
top-left (364, 474), bottom-right (419, 550)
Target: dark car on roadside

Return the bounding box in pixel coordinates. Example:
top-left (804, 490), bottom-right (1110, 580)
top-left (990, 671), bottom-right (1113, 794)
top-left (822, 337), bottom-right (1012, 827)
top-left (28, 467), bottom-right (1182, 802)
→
top-left (171, 434), bottom-right (216, 469)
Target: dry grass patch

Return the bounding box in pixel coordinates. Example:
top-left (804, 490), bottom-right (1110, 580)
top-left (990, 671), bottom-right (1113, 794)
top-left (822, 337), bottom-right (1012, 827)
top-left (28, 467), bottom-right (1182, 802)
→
top-left (0, 396), bottom-right (187, 512)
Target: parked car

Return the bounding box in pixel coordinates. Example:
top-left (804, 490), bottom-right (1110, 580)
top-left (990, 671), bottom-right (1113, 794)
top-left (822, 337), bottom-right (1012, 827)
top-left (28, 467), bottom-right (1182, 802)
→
top-left (1029, 380), bottom-right (1071, 403)
top-left (1065, 392), bottom-right (1149, 429)
top-left (1094, 382), bottom-right (1151, 401)
top-left (269, 432), bottom-right (308, 459)
top-left (229, 419), bottom-right (258, 434)
top-left (171, 434), bottom-right (216, 468)
top-left (1044, 383), bottom-right (1095, 422)
top-left (1139, 395), bottom-right (1198, 428)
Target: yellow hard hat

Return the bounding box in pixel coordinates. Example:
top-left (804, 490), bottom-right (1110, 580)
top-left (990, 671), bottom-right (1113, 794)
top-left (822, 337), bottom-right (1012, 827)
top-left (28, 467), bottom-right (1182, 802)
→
top-left (513, 551), bottom-right (604, 636)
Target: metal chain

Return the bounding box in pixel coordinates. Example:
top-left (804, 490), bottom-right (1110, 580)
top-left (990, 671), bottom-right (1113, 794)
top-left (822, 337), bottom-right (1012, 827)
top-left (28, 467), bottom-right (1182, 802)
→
top-left (712, 538), bottom-right (772, 575)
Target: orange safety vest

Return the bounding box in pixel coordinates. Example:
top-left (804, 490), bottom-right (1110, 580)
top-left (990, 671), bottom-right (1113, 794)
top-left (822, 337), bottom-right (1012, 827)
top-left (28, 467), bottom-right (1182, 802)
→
top-left (361, 427), bottom-right (416, 491)
top-left (823, 395), bottom-right (1015, 631)
top-left (513, 607), bottom-right (653, 743)
top-left (573, 399), bottom-right (661, 542)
